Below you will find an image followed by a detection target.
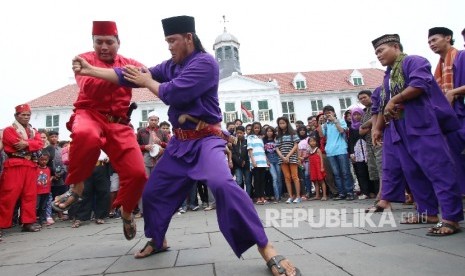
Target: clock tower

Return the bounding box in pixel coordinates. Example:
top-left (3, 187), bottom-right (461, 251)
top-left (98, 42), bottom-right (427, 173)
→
top-left (213, 16), bottom-right (242, 79)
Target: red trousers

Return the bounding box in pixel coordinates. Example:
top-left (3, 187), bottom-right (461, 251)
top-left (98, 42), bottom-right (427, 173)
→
top-left (66, 109), bottom-right (147, 212)
top-left (0, 160), bottom-right (38, 228)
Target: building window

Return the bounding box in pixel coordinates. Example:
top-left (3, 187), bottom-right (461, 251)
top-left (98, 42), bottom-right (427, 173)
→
top-left (258, 100), bottom-right (273, 122)
top-left (215, 48), bottom-right (223, 62)
top-left (296, 80), bottom-right (305, 89)
top-left (140, 109), bottom-right (154, 128)
top-left (45, 115), bottom-right (59, 132)
top-left (339, 97), bottom-right (352, 117)
top-left (353, 77), bottom-right (363, 86)
top-left (281, 101), bottom-right (296, 123)
top-left (223, 102), bottom-right (237, 123)
top-left (233, 47), bottom-right (239, 60)
top-left (293, 73), bottom-right (307, 90)
top-left (225, 46), bottom-right (232, 60)
top-left (310, 99), bottom-right (323, 115)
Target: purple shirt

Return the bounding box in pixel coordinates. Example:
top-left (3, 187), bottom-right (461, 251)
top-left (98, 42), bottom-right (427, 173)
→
top-left (115, 50), bottom-right (222, 130)
top-left (371, 86), bottom-right (382, 115)
top-left (453, 50), bottom-right (465, 121)
top-left (382, 55), bottom-right (459, 136)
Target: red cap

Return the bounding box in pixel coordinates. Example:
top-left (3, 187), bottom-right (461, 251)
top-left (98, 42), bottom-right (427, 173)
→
top-left (92, 21), bottom-right (118, 36)
top-left (15, 104), bottom-right (31, 113)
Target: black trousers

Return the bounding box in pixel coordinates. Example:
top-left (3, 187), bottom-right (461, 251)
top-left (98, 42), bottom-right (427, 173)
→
top-left (36, 194), bottom-right (49, 224)
top-left (75, 164), bottom-right (111, 221)
top-left (252, 167), bottom-right (267, 198)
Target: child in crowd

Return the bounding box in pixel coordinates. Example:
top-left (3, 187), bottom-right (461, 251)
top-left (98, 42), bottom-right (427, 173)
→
top-left (263, 126), bottom-right (282, 203)
top-left (307, 136), bottom-right (327, 200)
top-left (276, 117), bottom-right (302, 203)
top-left (36, 152), bottom-right (52, 226)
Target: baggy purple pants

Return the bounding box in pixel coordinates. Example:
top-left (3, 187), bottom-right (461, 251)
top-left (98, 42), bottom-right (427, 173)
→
top-left (142, 136), bottom-right (268, 257)
top-left (381, 120), bottom-right (463, 221)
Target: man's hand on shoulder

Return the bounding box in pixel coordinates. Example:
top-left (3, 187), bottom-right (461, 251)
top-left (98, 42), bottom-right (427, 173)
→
top-left (122, 65), bottom-right (152, 87)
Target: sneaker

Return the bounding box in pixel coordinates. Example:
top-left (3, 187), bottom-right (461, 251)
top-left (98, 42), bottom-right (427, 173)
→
top-left (346, 194), bottom-right (354, 201)
top-left (201, 202), bottom-right (208, 208)
top-left (178, 208), bottom-right (186, 214)
top-left (293, 197), bottom-right (302, 203)
top-left (333, 195), bottom-right (346, 201)
top-left (285, 198), bottom-right (293, 204)
top-left (204, 206), bottom-right (215, 211)
top-left (358, 194), bottom-right (368, 200)
top-left (191, 205), bottom-right (200, 211)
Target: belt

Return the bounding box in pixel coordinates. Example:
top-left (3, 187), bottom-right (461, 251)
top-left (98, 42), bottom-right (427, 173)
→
top-left (173, 124), bottom-right (235, 143)
top-left (7, 153), bottom-right (37, 162)
top-left (102, 113), bottom-right (129, 125)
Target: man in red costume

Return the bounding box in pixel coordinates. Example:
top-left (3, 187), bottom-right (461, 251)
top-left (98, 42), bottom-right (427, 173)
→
top-left (0, 104), bottom-right (44, 238)
top-left (52, 21), bottom-right (147, 240)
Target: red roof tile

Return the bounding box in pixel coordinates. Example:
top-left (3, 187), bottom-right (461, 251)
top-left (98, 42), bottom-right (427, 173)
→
top-left (246, 68), bottom-right (385, 94)
top-left (28, 68), bottom-right (385, 108)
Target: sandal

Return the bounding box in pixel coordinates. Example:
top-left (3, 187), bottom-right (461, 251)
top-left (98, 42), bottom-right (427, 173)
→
top-left (266, 255), bottom-right (301, 276)
top-left (71, 220), bottom-right (81, 228)
top-left (122, 215), bottom-right (137, 240)
top-left (96, 219), bottom-right (105, 224)
top-left (134, 240), bottom-right (170, 259)
top-left (427, 222), bottom-right (461, 236)
top-left (365, 204), bottom-right (390, 213)
top-left (21, 223), bottom-right (41, 232)
top-left (52, 190), bottom-right (82, 212)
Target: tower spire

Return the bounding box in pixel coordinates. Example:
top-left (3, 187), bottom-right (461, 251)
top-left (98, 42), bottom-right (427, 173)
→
top-left (222, 15), bottom-right (229, 32)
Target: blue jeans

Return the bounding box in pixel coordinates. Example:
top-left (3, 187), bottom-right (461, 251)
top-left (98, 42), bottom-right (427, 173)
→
top-left (181, 183), bottom-right (199, 210)
top-left (327, 154), bottom-right (354, 196)
top-left (268, 162), bottom-right (283, 200)
top-left (302, 160), bottom-right (311, 195)
top-left (234, 167), bottom-right (252, 197)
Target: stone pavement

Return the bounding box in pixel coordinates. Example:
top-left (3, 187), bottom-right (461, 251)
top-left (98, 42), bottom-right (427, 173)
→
top-left (1, 199), bottom-right (465, 276)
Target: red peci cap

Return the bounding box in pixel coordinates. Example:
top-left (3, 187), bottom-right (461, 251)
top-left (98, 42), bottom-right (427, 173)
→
top-left (15, 104), bottom-right (31, 114)
top-left (92, 21), bottom-right (118, 36)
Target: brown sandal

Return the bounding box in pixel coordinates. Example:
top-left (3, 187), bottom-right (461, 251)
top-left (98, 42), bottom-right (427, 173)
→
top-left (52, 190), bottom-right (82, 212)
top-left (134, 240), bottom-right (170, 259)
top-left (122, 215), bottom-right (136, 240)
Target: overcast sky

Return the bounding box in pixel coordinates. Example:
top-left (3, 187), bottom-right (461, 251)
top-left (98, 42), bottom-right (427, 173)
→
top-left (1, 0), bottom-right (464, 128)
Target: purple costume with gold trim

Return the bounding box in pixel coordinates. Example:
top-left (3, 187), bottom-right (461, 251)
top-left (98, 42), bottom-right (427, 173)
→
top-left (379, 55), bottom-right (463, 221)
top-left (115, 50), bottom-right (268, 257)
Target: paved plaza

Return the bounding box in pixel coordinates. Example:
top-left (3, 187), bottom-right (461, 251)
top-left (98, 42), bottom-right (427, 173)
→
top-left (1, 199), bottom-right (465, 276)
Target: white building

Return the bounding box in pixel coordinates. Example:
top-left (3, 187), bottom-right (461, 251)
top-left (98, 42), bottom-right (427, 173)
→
top-left (28, 28), bottom-right (384, 139)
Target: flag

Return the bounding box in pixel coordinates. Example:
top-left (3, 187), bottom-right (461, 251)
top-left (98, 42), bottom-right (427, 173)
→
top-left (241, 104), bottom-right (253, 120)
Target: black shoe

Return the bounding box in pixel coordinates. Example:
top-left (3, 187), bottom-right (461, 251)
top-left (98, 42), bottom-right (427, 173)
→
top-left (346, 194), bottom-right (354, 201)
top-left (333, 195), bottom-right (346, 201)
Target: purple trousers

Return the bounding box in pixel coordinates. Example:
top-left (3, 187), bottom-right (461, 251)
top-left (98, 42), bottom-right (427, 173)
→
top-left (381, 120), bottom-right (463, 222)
top-left (142, 136), bottom-right (268, 257)
top-left (445, 129), bottom-right (465, 195)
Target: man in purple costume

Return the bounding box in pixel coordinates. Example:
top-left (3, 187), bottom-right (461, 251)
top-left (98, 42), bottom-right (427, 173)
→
top-left (428, 27), bottom-right (465, 194)
top-left (72, 15), bottom-right (300, 276)
top-left (370, 34), bottom-right (463, 236)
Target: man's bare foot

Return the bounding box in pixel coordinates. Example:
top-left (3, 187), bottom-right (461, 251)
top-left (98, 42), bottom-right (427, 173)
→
top-left (428, 220), bottom-right (461, 235)
top-left (258, 243), bottom-right (299, 276)
top-left (365, 199), bottom-right (391, 213)
top-left (53, 183), bottom-right (84, 210)
top-left (134, 238), bottom-right (169, 259)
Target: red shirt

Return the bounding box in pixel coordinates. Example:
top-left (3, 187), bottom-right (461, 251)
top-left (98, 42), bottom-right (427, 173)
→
top-left (36, 166), bottom-right (51, 194)
top-left (73, 51), bottom-right (143, 119)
